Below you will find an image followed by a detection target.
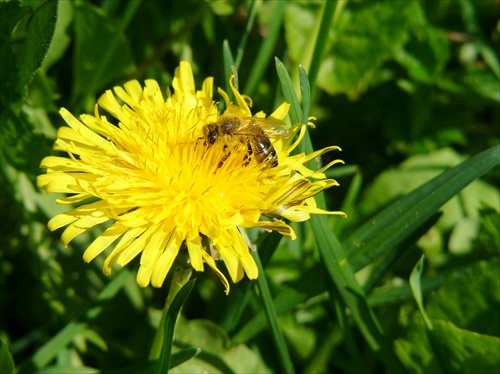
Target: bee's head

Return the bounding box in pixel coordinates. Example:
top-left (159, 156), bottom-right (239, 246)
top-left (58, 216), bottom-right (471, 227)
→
top-left (204, 124), bottom-right (218, 145)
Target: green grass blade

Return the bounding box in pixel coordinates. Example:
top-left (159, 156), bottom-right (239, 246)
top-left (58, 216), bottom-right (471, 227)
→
top-left (156, 279), bottom-right (196, 374)
top-left (252, 250), bottom-right (295, 374)
top-left (275, 57), bottom-right (302, 125)
top-left (346, 145), bottom-right (500, 271)
top-left (307, 0), bottom-right (340, 95)
top-left (73, 0), bottom-right (141, 113)
top-left (310, 214), bottom-right (405, 372)
top-left (244, 1), bottom-right (286, 97)
top-left (368, 266), bottom-right (461, 307)
top-left (232, 265), bottom-right (326, 343)
top-left (18, 269), bottom-right (130, 372)
top-left (234, 0), bottom-right (257, 69)
top-left (222, 39), bottom-right (235, 102)
top-left (409, 256), bottom-right (433, 329)
top-left (221, 230), bottom-right (283, 333)
top-left (362, 213), bottom-right (441, 294)
top-left (299, 65), bottom-right (311, 125)
top-left (169, 347), bottom-right (201, 369)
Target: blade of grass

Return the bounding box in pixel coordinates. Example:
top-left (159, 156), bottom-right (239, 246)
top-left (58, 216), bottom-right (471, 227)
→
top-left (251, 249), bottom-right (295, 374)
top-left (18, 269), bottom-right (131, 372)
top-left (327, 279), bottom-right (366, 374)
top-left (156, 279), bottom-right (196, 374)
top-left (299, 65), bottom-right (311, 125)
top-left (73, 0), bottom-right (141, 113)
top-left (234, 0), bottom-right (257, 69)
top-left (276, 59), bottom-right (403, 370)
top-left (232, 264), bottom-right (326, 343)
top-left (362, 213), bottom-right (441, 294)
top-left (346, 144), bottom-right (500, 271)
top-left (222, 39), bottom-right (236, 104)
top-left (409, 256), bottom-right (432, 329)
top-left (275, 58), bottom-right (301, 125)
top-left (221, 230), bottom-right (283, 333)
top-left (244, 1), bottom-right (286, 97)
top-left (235, 145), bottom-right (499, 342)
top-left (310, 214), bottom-right (405, 372)
top-left (307, 0), bottom-right (345, 95)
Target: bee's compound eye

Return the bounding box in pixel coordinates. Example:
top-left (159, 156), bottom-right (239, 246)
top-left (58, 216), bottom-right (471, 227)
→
top-left (207, 128), bottom-right (217, 144)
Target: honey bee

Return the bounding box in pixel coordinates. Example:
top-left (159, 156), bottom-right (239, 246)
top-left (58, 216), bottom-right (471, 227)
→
top-left (202, 113), bottom-right (296, 169)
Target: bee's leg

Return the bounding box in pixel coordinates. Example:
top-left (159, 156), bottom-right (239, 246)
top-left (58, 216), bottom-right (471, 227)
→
top-left (242, 139), bottom-right (253, 167)
top-left (218, 151), bottom-right (231, 169)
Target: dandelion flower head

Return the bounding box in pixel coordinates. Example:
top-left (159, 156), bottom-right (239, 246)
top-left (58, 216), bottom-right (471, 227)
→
top-left (37, 62), bottom-right (345, 294)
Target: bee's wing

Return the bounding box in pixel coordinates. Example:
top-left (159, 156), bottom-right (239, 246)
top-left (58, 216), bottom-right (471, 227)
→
top-left (254, 117), bottom-right (302, 145)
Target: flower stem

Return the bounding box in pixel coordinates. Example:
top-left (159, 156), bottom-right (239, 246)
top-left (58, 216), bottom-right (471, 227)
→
top-left (149, 265), bottom-right (192, 360)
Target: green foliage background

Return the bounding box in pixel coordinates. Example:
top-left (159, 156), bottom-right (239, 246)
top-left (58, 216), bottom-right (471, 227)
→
top-left (1, 0), bottom-right (499, 373)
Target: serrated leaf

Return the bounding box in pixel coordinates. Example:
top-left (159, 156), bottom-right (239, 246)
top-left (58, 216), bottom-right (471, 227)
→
top-left (41, 0), bottom-right (73, 71)
top-left (428, 320), bottom-right (500, 373)
top-left (0, 1), bottom-right (31, 104)
top-left (72, 2), bottom-right (136, 107)
top-left (426, 258), bottom-right (500, 337)
top-left (17, 0), bottom-right (58, 97)
top-left (317, 1), bottom-right (415, 99)
top-left (395, 6), bottom-right (450, 84)
top-left (396, 316), bottom-right (500, 374)
top-left (174, 319), bottom-right (270, 373)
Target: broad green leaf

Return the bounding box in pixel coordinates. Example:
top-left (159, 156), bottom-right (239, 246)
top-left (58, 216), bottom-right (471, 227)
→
top-left (174, 319), bottom-right (270, 373)
top-left (16, 0), bottom-right (58, 97)
top-left (426, 258), bottom-right (500, 337)
top-left (17, 269), bottom-right (130, 372)
top-left (72, 2), bottom-right (137, 110)
top-left (0, 338), bottom-right (14, 374)
top-left (462, 68), bottom-right (500, 102)
top-left (156, 279), bottom-right (196, 374)
top-left (41, 0), bottom-right (73, 71)
top-left (0, 1), bottom-right (31, 104)
top-left (428, 320), bottom-right (500, 373)
top-left (395, 5), bottom-right (450, 84)
top-left (38, 365), bottom-right (99, 374)
top-left (1, 107), bottom-right (52, 176)
top-left (317, 1), bottom-right (416, 99)
top-left (394, 317), bottom-right (442, 374)
top-left (395, 318), bottom-right (500, 374)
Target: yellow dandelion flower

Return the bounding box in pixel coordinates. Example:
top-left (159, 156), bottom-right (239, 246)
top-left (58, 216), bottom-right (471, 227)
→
top-left (37, 61), bottom-right (345, 294)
